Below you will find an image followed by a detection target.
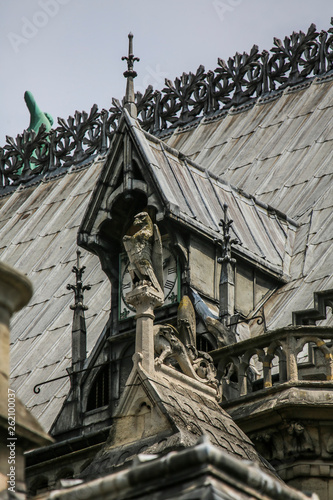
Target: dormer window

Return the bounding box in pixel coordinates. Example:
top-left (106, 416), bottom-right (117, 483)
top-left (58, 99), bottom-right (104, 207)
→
top-left (86, 365), bottom-right (110, 411)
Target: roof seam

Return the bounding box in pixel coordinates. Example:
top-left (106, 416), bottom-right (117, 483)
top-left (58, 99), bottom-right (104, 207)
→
top-left (232, 193), bottom-right (267, 260)
top-left (159, 144), bottom-right (196, 218)
top-left (252, 203), bottom-right (284, 262)
top-left (183, 159), bottom-right (218, 230)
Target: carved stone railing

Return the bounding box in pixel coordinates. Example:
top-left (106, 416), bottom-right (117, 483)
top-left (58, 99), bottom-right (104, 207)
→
top-left (212, 326), bottom-right (333, 399)
top-left (1, 20), bottom-right (333, 188)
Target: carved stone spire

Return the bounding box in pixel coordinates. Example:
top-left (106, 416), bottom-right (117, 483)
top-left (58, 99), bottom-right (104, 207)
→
top-left (122, 32), bottom-right (140, 118)
top-left (67, 250), bottom-right (91, 371)
top-left (218, 204), bottom-right (239, 322)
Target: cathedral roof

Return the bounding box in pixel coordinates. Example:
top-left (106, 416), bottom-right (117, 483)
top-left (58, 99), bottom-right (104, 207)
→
top-left (2, 22), bottom-right (333, 435)
top-left (1, 159), bottom-right (111, 431)
top-left (46, 437), bottom-right (317, 500)
top-left (79, 348), bottom-right (274, 479)
top-left (131, 112), bottom-right (297, 277)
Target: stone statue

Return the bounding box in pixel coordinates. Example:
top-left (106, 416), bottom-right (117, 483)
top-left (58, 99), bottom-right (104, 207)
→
top-left (24, 90), bottom-right (53, 133)
top-left (154, 323), bottom-right (218, 391)
top-left (123, 212), bottom-right (163, 295)
top-left (153, 295), bottom-right (220, 394)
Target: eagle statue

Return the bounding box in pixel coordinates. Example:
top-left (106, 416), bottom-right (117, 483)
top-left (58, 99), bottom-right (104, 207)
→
top-left (123, 212), bottom-right (163, 295)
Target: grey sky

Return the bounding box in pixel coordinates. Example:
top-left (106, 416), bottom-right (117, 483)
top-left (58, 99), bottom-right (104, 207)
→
top-left (1, 0), bottom-right (333, 144)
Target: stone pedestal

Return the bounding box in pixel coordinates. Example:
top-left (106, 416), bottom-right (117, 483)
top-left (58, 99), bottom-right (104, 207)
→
top-left (0, 263), bottom-right (32, 494)
top-left (126, 284), bottom-right (163, 373)
top-left (0, 262), bottom-right (32, 415)
top-left (0, 262), bottom-right (51, 496)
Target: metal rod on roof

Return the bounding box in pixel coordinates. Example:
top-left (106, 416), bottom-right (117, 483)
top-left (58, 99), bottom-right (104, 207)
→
top-left (33, 362), bottom-right (108, 394)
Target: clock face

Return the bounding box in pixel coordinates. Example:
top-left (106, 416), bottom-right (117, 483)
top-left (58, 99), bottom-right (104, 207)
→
top-left (119, 244), bottom-right (180, 321)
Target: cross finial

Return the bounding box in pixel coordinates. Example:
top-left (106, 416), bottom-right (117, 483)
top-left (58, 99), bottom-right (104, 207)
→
top-left (67, 250), bottom-right (91, 311)
top-left (121, 33), bottom-right (139, 117)
top-left (122, 32), bottom-right (140, 78)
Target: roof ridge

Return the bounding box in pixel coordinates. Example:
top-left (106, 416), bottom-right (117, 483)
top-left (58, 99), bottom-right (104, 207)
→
top-left (2, 20), bottom-right (333, 188)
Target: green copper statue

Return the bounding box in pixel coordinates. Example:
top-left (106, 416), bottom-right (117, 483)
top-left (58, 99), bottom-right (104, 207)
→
top-left (24, 90), bottom-right (53, 133)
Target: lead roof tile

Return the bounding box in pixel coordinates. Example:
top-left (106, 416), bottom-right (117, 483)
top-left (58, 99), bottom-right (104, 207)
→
top-left (288, 80), bottom-right (333, 116)
top-left (197, 135), bottom-right (250, 171)
top-left (10, 373), bottom-right (31, 393)
top-left (303, 240), bottom-right (333, 281)
top-left (257, 115), bottom-right (309, 161)
top-left (258, 88), bottom-right (308, 128)
top-left (317, 78), bottom-right (333, 109)
top-left (224, 125), bottom-right (280, 169)
top-left (229, 100), bottom-right (278, 138)
top-left (308, 208), bottom-right (333, 245)
top-left (11, 302), bottom-right (47, 342)
top-left (16, 181), bottom-right (57, 213)
top-left (287, 107), bottom-right (333, 151)
top-left (0, 186), bottom-right (35, 219)
top-left (0, 240), bottom-right (34, 268)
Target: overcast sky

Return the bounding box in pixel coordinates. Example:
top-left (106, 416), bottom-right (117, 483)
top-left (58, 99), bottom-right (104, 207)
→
top-left (1, 0), bottom-right (333, 144)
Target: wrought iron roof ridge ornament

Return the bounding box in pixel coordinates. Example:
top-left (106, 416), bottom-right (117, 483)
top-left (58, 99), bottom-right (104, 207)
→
top-left (2, 19), bottom-right (333, 186)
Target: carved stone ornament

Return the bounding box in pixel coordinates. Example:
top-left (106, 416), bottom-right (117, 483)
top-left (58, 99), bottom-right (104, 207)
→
top-left (250, 421), bottom-right (315, 463)
top-left (153, 295), bottom-right (220, 393)
top-left (123, 212), bottom-right (163, 296)
top-left (154, 323), bottom-right (219, 392)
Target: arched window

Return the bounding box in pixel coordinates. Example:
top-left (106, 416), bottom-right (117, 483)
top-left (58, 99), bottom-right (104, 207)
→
top-left (86, 364), bottom-right (110, 411)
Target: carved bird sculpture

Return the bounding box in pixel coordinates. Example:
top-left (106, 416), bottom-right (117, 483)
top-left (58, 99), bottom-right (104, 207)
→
top-left (123, 212), bottom-right (163, 295)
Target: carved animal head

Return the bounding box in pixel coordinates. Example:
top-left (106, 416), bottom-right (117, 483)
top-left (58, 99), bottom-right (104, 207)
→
top-left (133, 212), bottom-right (152, 229)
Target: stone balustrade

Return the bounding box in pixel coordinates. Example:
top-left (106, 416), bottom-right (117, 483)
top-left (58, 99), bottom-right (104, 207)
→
top-left (212, 326), bottom-right (333, 400)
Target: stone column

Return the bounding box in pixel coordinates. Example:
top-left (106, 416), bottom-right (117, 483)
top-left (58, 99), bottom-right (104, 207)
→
top-left (0, 262), bottom-right (32, 494)
top-left (281, 336), bottom-right (298, 382)
top-left (126, 284), bottom-right (163, 374)
top-left (219, 257), bottom-right (236, 320)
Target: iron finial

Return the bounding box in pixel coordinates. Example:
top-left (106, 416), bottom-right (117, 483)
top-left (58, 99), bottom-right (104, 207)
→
top-left (67, 250), bottom-right (91, 311)
top-left (122, 32), bottom-right (140, 78)
top-left (217, 204), bottom-right (239, 264)
top-left (122, 33), bottom-right (139, 118)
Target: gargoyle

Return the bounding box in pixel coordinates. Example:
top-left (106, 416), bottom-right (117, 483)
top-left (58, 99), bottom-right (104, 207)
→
top-left (154, 323), bottom-right (218, 391)
top-left (189, 288), bottom-right (236, 346)
top-left (123, 212), bottom-right (163, 295)
top-left (153, 296), bottom-right (219, 392)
